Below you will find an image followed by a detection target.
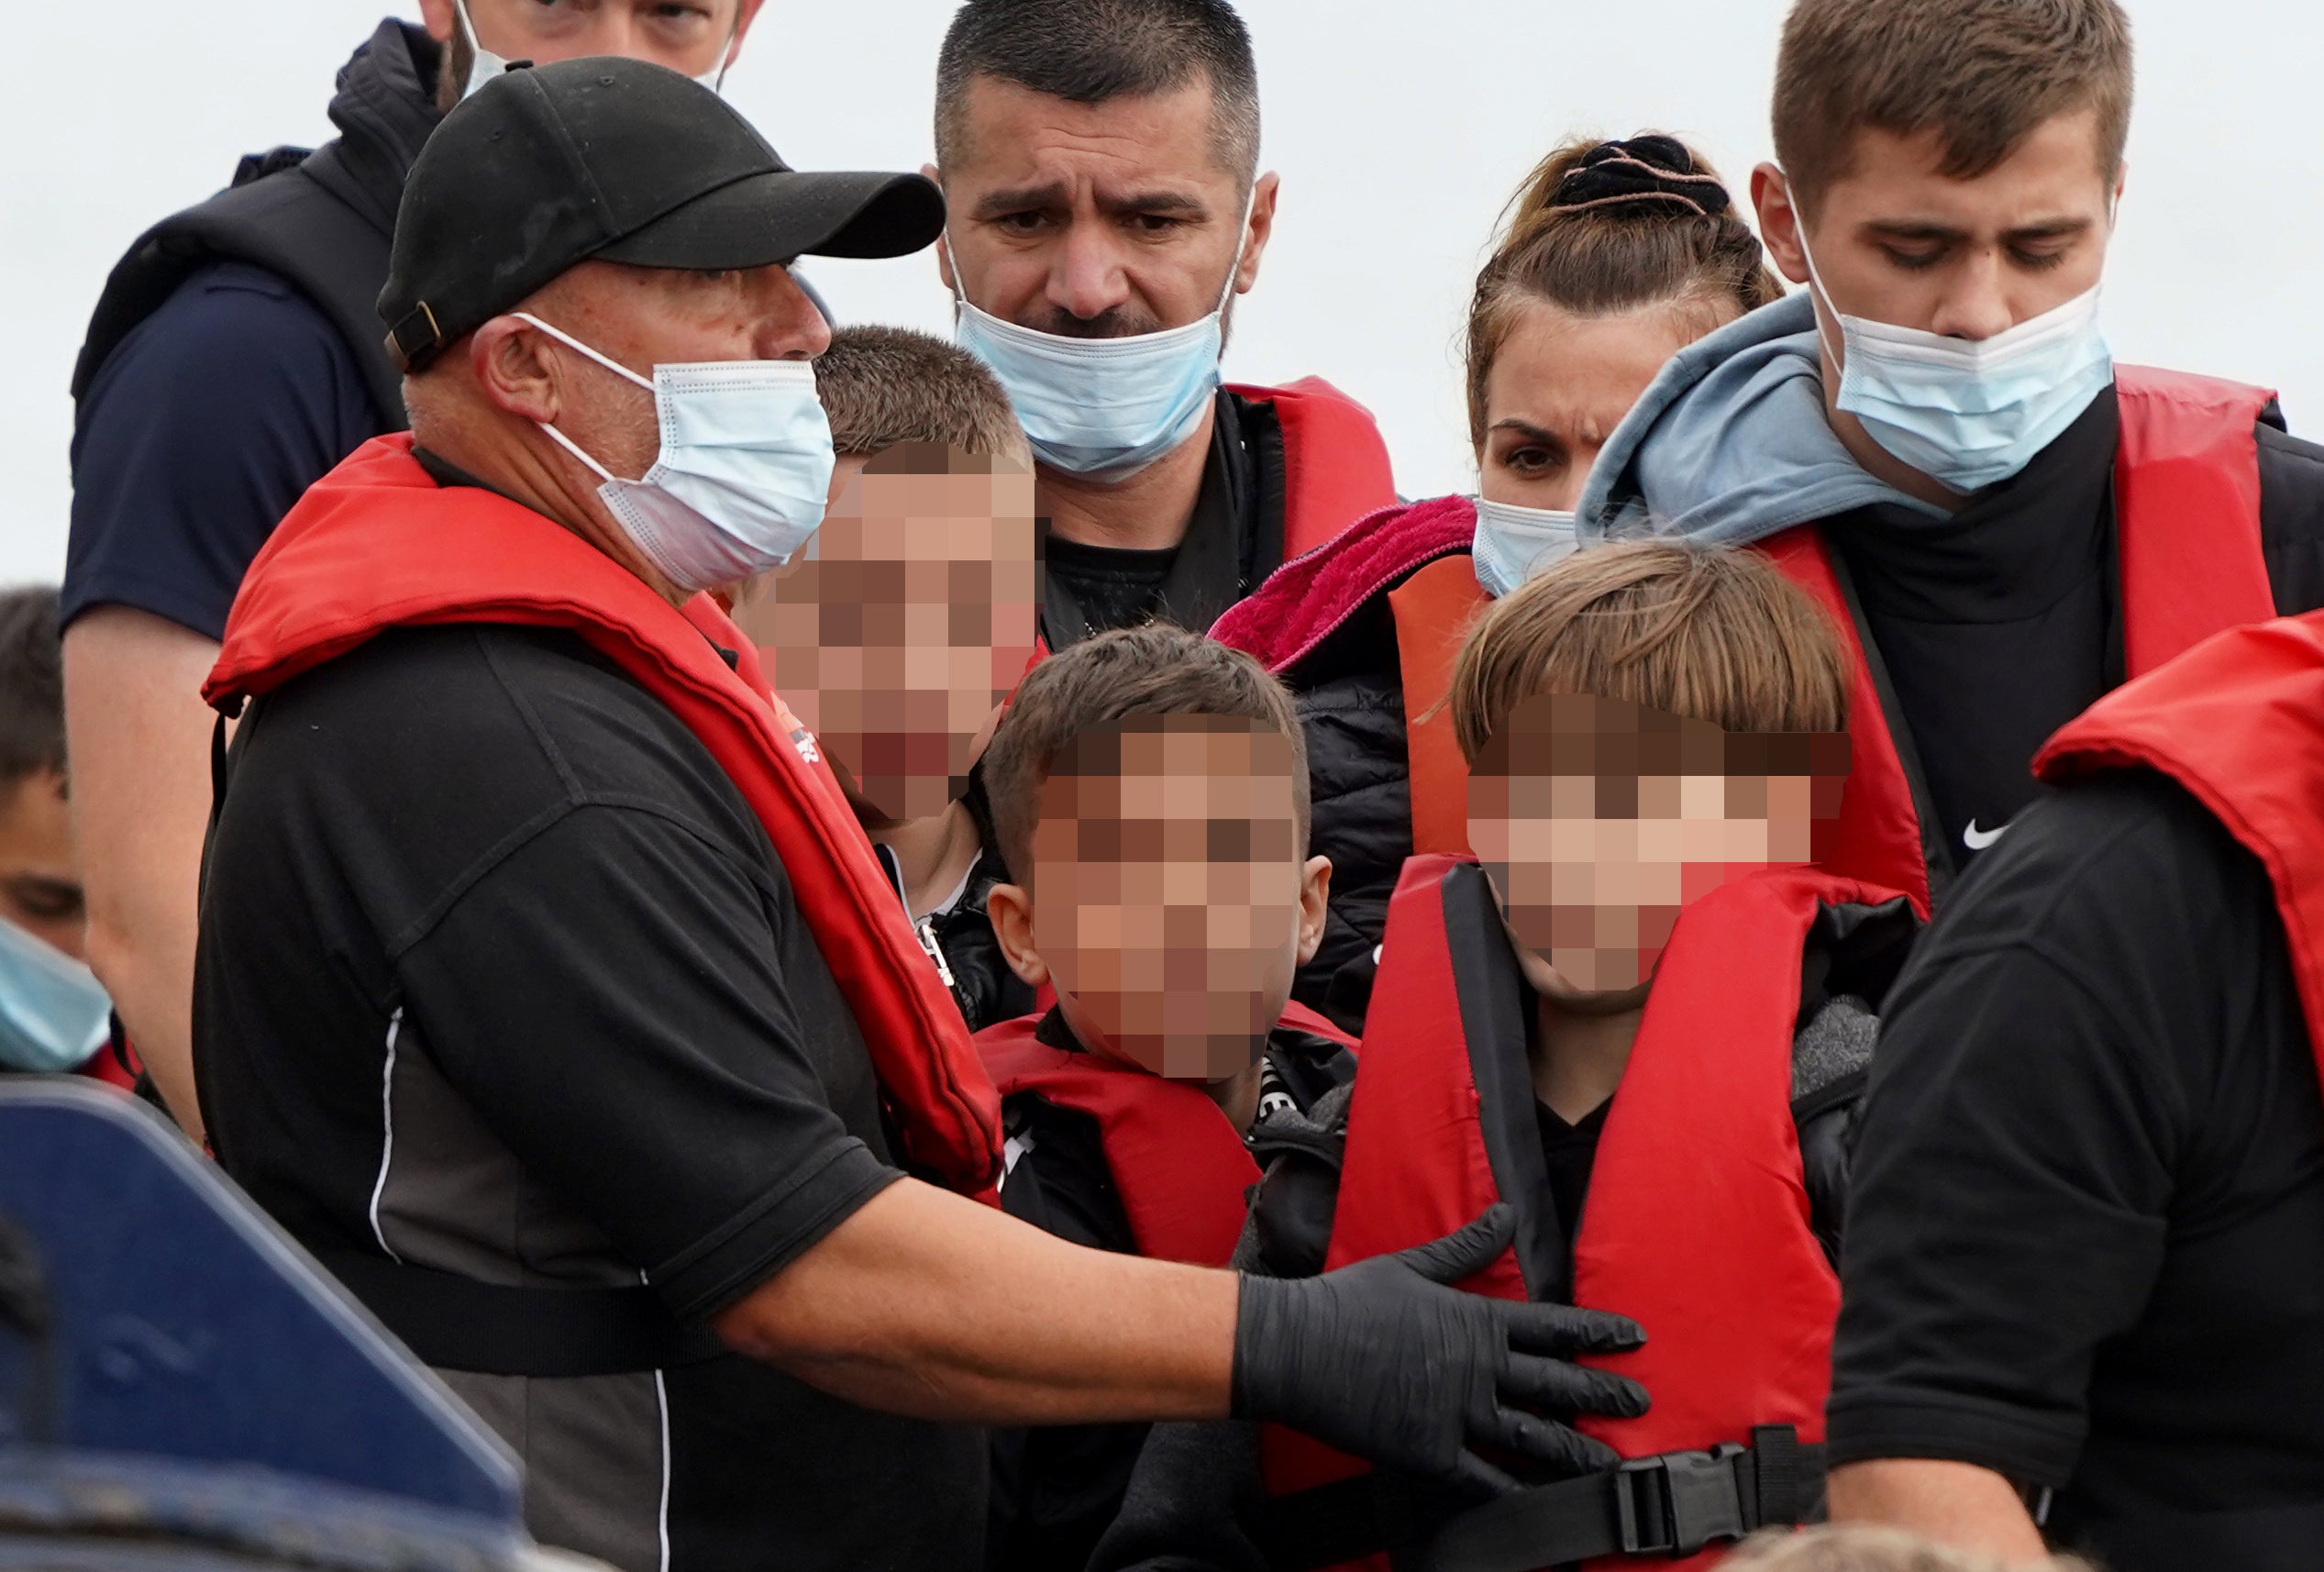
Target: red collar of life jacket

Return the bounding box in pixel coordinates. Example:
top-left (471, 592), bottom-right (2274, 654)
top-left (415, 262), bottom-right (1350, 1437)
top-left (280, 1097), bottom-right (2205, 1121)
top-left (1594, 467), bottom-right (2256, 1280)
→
top-left (1225, 378), bottom-right (1400, 564)
top-left (1016, 378), bottom-right (1399, 660)
top-left (1765, 367), bottom-right (2279, 913)
top-left (205, 437), bottom-right (1002, 1196)
top-left (1265, 856), bottom-right (1908, 1570)
top-left (2037, 610), bottom-right (2324, 1055)
top-left (976, 1002), bottom-right (1356, 1267)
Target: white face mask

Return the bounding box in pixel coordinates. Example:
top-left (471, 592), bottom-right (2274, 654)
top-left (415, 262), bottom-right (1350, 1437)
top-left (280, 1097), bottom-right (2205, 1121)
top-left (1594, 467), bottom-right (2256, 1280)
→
top-left (951, 192), bottom-right (1256, 482)
top-left (518, 314), bottom-right (836, 593)
top-left (1796, 210), bottom-right (2114, 493)
top-left (1471, 496), bottom-right (1580, 599)
top-left (453, 0), bottom-right (736, 99)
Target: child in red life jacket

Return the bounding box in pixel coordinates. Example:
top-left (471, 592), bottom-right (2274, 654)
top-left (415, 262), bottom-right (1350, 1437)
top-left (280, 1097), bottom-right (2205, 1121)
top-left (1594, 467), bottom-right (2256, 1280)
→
top-left (973, 622), bottom-right (1358, 1572)
top-left (1091, 541), bottom-right (1920, 1572)
top-left (728, 326), bottom-right (1042, 1031)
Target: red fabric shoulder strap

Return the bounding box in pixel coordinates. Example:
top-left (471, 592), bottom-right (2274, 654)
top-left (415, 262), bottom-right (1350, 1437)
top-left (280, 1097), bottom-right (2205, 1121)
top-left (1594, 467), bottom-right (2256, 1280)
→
top-left (2039, 611), bottom-right (2324, 1054)
top-left (1227, 379), bottom-right (1400, 559)
top-left (2114, 367), bottom-right (2277, 675)
top-left (209, 437), bottom-right (1002, 1195)
top-left (978, 1019), bottom-right (1258, 1266)
top-left (1388, 557), bottom-right (1492, 858)
top-left (1758, 527), bottom-right (1933, 914)
top-left (1571, 869), bottom-right (1884, 1478)
top-left (1325, 856), bottom-right (1522, 1287)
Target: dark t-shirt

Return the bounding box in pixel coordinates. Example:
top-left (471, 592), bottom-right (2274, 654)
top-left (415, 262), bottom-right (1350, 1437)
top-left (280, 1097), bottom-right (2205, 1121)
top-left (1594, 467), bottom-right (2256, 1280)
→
top-left (1831, 772), bottom-right (2324, 1567)
top-left (195, 621), bottom-right (984, 1572)
top-left (1040, 391), bottom-right (1287, 647)
top-left (65, 260), bottom-right (379, 638)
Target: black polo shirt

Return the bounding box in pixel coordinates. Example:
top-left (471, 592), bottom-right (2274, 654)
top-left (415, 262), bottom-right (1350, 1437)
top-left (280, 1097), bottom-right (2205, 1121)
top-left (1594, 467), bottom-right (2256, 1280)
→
top-left (194, 619), bottom-right (984, 1572)
top-left (1831, 771), bottom-right (2324, 1569)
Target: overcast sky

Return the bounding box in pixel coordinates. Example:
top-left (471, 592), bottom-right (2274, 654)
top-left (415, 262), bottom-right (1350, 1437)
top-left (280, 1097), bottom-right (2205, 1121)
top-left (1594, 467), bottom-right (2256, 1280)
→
top-left (7, 1), bottom-right (2321, 585)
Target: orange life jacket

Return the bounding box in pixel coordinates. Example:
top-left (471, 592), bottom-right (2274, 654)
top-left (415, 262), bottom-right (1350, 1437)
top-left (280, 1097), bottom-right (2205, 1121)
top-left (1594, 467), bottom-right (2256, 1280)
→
top-left (1260, 858), bottom-right (1909, 1571)
top-left (205, 436), bottom-right (1003, 1196)
top-left (977, 1002), bottom-right (1356, 1268)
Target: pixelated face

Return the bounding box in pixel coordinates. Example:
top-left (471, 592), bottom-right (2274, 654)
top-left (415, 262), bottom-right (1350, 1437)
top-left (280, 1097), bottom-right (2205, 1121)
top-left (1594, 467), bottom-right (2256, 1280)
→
top-left (733, 446), bottom-right (1039, 822)
top-left (1030, 716), bottom-right (1306, 1081)
top-left (1467, 692), bottom-right (1849, 994)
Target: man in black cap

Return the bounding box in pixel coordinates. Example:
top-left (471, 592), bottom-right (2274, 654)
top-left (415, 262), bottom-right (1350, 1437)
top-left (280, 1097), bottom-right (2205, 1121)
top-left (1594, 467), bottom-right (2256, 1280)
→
top-left (65, 0), bottom-right (769, 1147)
top-left (191, 61), bottom-right (1650, 1572)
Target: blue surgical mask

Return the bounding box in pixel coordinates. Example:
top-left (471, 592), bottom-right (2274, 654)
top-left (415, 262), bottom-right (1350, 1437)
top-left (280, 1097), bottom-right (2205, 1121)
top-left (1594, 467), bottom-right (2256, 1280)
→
top-left (453, 0), bottom-right (736, 99)
top-left (519, 314), bottom-right (836, 593)
top-left (951, 195), bottom-right (1254, 481)
top-left (1798, 222), bottom-right (2113, 493)
top-left (0, 915), bottom-right (109, 1076)
top-left (1471, 496), bottom-right (1580, 598)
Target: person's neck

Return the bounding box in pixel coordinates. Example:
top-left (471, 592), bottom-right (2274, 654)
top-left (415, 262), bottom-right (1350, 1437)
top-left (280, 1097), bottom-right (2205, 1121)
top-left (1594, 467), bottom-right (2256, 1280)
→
top-left (1037, 406), bottom-right (1217, 553)
top-left (1529, 985), bottom-right (1648, 1125)
top-left (1815, 347), bottom-right (1970, 515)
top-left (1202, 1057), bottom-right (1265, 1135)
top-left (415, 417), bottom-right (690, 606)
top-left (867, 799), bottom-right (983, 921)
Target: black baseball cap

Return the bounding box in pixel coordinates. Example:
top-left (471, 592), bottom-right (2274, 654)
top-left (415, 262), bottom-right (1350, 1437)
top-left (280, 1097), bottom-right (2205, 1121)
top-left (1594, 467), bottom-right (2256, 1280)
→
top-left (380, 57), bottom-right (945, 371)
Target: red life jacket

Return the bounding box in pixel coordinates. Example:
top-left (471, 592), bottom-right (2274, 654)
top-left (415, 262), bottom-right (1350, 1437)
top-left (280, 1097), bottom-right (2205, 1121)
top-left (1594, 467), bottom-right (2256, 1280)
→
top-left (1766, 368), bottom-right (2279, 913)
top-left (205, 436), bottom-right (1003, 1197)
top-left (2036, 610), bottom-right (2324, 1052)
top-left (977, 1002), bottom-right (1356, 1268)
top-left (1262, 856), bottom-right (1909, 1571)
top-left (1227, 379), bottom-right (1402, 563)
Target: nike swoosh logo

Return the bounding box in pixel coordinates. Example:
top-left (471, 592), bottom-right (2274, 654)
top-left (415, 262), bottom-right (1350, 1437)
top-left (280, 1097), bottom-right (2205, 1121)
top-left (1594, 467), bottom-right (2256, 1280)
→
top-left (1963, 819), bottom-right (2009, 851)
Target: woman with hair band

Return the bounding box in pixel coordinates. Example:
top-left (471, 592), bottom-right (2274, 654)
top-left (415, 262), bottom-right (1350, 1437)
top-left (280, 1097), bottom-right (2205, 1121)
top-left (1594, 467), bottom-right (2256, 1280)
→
top-left (1212, 135), bottom-right (1784, 1035)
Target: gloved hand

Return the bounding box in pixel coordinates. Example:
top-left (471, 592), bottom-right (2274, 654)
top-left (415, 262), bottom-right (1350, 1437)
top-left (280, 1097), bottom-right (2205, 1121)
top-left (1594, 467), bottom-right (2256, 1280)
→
top-left (1231, 1203), bottom-right (1648, 1495)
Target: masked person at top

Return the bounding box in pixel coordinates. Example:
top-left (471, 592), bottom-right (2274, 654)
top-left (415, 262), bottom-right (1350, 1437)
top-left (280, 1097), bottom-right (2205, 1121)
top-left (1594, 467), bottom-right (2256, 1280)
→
top-left (930, 0), bottom-right (1397, 648)
top-left (1577, 0), bottom-right (2324, 917)
top-left (1215, 133), bottom-right (1786, 1032)
top-left (64, 0), bottom-right (770, 1143)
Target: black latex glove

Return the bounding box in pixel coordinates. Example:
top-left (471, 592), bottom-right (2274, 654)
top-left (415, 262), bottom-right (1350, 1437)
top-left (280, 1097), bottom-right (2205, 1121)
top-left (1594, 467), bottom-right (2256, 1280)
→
top-left (1230, 1203), bottom-right (1649, 1496)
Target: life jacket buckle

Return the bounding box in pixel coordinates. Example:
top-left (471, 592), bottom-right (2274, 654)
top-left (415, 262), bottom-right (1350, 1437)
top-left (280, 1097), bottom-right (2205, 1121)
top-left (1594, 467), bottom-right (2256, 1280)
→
top-left (1614, 1442), bottom-right (1751, 1556)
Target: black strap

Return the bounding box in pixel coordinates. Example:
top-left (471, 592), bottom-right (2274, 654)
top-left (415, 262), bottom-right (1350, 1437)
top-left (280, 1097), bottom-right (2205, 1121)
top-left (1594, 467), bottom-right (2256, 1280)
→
top-left (1264, 1427), bottom-right (1824, 1572)
top-left (316, 1249), bottom-right (728, 1378)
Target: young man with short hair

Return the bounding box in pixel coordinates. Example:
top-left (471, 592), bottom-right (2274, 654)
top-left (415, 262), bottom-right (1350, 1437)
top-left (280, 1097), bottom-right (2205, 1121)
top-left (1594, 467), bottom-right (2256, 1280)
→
top-left (1578, 0), bottom-right (2324, 916)
top-left (930, 0), bottom-right (1397, 647)
top-left (974, 625), bottom-right (1356, 1570)
top-left (731, 325), bottom-right (1041, 1030)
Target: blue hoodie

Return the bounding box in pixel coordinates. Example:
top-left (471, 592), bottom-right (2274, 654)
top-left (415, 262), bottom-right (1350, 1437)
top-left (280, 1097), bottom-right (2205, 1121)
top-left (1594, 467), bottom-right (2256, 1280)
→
top-left (1577, 292), bottom-right (1946, 548)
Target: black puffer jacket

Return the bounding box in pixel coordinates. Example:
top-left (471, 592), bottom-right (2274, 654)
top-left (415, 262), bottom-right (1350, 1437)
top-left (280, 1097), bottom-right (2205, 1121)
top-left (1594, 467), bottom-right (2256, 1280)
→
top-left (1289, 589), bottom-right (1413, 1033)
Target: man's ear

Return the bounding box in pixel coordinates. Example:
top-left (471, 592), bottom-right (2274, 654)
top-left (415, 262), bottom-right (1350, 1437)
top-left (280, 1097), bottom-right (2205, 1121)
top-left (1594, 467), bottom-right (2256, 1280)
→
top-left (1294, 855), bottom-right (1332, 968)
top-left (415, 0), bottom-right (457, 43)
top-left (470, 316), bottom-right (562, 426)
top-left (985, 880), bottom-right (1050, 989)
top-left (928, 188), bottom-right (959, 297)
top-left (1752, 162), bottom-right (1811, 287)
top-left (1235, 171), bottom-right (1281, 295)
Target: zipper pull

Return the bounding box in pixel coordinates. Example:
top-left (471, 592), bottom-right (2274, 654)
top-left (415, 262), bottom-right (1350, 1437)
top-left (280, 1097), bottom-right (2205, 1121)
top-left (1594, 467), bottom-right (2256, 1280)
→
top-left (915, 916), bottom-right (957, 989)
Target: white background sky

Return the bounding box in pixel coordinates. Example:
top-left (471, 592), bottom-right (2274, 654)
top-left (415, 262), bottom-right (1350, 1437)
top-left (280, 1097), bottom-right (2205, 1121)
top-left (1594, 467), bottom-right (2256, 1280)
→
top-left (6, 1), bottom-right (2321, 585)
